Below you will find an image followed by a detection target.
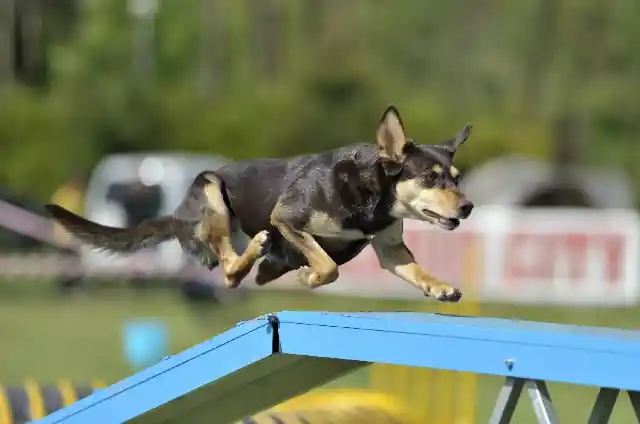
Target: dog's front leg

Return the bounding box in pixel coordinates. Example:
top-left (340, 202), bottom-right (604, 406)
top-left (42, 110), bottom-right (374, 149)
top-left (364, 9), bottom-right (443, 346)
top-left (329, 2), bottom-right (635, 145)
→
top-left (371, 222), bottom-right (462, 302)
top-left (373, 242), bottom-right (463, 302)
top-left (270, 206), bottom-right (338, 289)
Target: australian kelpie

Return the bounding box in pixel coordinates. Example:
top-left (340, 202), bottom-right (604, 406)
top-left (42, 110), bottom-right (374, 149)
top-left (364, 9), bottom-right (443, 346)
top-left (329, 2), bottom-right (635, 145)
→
top-left (46, 105), bottom-right (474, 302)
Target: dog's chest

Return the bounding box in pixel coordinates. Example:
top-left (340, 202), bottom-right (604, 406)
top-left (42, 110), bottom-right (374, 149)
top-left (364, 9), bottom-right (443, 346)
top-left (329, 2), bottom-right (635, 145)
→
top-left (304, 210), bottom-right (395, 241)
top-left (266, 216), bottom-right (396, 268)
top-left (268, 237), bottom-right (369, 268)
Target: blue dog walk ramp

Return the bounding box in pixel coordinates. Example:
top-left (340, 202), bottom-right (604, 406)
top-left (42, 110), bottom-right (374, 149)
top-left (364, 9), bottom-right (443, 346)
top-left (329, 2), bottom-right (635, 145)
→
top-left (32, 311), bottom-right (640, 424)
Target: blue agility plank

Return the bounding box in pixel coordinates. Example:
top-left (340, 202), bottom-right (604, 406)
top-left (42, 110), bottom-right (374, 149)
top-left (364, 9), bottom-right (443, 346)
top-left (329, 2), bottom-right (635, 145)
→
top-left (275, 311), bottom-right (640, 392)
top-left (33, 311), bottom-right (640, 424)
top-left (34, 317), bottom-right (275, 424)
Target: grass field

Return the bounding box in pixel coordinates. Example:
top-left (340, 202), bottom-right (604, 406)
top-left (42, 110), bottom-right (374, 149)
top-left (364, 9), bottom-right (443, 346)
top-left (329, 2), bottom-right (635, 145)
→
top-left (1, 282), bottom-right (639, 423)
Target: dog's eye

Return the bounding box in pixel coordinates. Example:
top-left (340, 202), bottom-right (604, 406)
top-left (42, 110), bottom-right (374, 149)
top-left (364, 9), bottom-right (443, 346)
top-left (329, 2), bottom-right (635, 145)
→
top-left (421, 172), bottom-right (437, 185)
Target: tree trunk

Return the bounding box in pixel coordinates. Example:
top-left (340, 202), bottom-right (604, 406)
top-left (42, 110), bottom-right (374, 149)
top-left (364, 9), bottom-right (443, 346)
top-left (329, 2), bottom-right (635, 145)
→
top-left (15, 0), bottom-right (46, 86)
top-left (250, 0), bottom-right (279, 81)
top-left (521, 0), bottom-right (560, 115)
top-left (0, 0), bottom-right (14, 86)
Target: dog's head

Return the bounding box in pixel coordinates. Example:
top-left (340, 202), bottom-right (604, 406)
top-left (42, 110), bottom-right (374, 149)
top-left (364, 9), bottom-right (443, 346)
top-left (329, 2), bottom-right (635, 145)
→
top-left (376, 105), bottom-right (474, 230)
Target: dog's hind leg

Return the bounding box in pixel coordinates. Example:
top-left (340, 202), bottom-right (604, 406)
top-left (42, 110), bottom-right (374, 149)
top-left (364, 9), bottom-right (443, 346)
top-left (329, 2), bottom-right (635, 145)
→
top-left (269, 204), bottom-right (338, 289)
top-left (198, 173), bottom-right (268, 288)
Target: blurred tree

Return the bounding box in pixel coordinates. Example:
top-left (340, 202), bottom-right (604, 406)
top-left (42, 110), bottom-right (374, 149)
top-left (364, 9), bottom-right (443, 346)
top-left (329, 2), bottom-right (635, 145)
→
top-left (13, 0), bottom-right (47, 86)
top-left (0, 0), bottom-right (637, 205)
top-left (521, 0), bottom-right (560, 117)
top-left (0, 0), bottom-right (14, 85)
top-left (250, 0), bottom-right (280, 81)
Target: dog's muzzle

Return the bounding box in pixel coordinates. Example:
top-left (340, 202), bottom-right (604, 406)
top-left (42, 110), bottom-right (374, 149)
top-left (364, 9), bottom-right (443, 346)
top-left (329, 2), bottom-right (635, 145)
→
top-left (421, 209), bottom-right (460, 230)
top-left (421, 199), bottom-right (473, 231)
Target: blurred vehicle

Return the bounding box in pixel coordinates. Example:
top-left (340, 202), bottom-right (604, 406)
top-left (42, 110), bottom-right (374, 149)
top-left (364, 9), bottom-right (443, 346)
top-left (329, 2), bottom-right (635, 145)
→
top-left (81, 152), bottom-right (248, 301)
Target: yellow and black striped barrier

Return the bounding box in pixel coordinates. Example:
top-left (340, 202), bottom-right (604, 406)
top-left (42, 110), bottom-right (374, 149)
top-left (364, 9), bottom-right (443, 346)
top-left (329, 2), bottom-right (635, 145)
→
top-left (0, 380), bottom-right (106, 424)
top-left (238, 389), bottom-right (411, 424)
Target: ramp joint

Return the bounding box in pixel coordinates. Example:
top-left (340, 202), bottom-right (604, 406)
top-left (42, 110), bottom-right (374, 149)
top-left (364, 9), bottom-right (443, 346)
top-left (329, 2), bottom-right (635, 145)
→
top-left (266, 314), bottom-right (280, 354)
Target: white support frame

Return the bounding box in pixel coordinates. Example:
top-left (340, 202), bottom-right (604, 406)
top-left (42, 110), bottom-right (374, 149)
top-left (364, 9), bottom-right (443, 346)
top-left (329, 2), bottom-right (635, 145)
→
top-left (490, 377), bottom-right (640, 424)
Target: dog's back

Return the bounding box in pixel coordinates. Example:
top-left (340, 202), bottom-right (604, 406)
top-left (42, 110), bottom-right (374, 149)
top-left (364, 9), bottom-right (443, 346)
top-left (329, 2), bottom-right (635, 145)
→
top-left (44, 146), bottom-right (375, 260)
top-left (214, 143), bottom-right (387, 238)
top-left (211, 157), bottom-right (291, 237)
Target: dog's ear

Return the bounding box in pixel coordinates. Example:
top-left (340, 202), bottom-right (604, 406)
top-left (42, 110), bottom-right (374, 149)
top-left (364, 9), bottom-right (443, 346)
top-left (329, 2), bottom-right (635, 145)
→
top-left (376, 105), bottom-right (407, 163)
top-left (438, 124), bottom-right (473, 156)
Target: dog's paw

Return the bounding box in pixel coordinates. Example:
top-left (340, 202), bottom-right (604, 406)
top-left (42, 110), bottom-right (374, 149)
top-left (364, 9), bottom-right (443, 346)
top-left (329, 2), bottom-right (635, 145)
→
top-left (254, 230), bottom-right (269, 244)
top-left (426, 283), bottom-right (463, 303)
top-left (296, 265), bottom-right (339, 289)
top-left (200, 251), bottom-right (218, 270)
top-left (248, 230), bottom-right (270, 256)
top-left (190, 245), bottom-right (217, 270)
top-left (296, 266), bottom-right (317, 286)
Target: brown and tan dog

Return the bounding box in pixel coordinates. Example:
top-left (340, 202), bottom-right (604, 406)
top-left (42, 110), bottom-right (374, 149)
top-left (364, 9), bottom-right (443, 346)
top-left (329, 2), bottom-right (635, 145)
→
top-left (46, 105), bottom-right (474, 302)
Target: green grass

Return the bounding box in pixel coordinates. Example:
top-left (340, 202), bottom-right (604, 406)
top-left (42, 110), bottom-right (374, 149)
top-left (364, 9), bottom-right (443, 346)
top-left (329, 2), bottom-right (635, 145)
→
top-left (1, 283), bottom-right (639, 423)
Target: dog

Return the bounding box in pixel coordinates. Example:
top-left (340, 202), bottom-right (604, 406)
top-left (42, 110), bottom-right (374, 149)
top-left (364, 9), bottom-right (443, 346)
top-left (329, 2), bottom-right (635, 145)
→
top-left (45, 105), bottom-right (474, 302)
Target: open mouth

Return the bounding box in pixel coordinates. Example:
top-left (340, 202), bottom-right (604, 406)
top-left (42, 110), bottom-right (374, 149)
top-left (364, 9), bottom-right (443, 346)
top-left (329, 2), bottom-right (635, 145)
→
top-left (421, 209), bottom-right (460, 230)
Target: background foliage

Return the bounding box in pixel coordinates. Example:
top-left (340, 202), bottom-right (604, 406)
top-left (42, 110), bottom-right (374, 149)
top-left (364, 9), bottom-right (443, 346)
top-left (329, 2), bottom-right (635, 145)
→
top-left (0, 0), bottom-right (638, 201)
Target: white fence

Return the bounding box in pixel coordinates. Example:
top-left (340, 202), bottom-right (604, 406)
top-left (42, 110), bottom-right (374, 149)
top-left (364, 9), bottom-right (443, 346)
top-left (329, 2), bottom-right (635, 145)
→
top-left (1, 200), bottom-right (638, 306)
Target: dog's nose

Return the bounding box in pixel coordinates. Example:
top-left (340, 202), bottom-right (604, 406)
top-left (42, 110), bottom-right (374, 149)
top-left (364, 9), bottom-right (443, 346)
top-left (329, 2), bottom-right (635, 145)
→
top-left (459, 199), bottom-right (474, 219)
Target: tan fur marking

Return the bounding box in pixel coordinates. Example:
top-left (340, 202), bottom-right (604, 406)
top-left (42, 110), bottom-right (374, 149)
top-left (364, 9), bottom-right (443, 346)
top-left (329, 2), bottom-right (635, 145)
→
top-left (202, 180), bottom-right (266, 288)
top-left (305, 211), bottom-right (341, 235)
top-left (202, 181), bottom-right (236, 261)
top-left (305, 211), bottom-right (368, 240)
top-left (432, 164), bottom-right (443, 174)
top-left (450, 166), bottom-right (460, 178)
top-left (372, 221), bottom-right (461, 301)
top-left (271, 204), bottom-right (339, 288)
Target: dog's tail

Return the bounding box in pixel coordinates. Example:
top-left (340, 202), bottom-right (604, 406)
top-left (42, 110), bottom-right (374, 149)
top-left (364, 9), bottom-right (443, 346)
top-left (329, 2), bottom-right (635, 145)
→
top-left (45, 204), bottom-right (180, 253)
